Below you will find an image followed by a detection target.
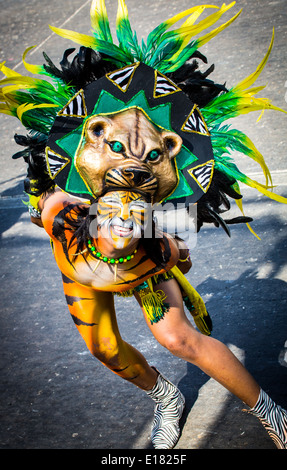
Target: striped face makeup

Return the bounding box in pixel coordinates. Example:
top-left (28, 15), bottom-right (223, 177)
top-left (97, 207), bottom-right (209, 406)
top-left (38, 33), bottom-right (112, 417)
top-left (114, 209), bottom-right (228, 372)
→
top-left (96, 190), bottom-right (149, 251)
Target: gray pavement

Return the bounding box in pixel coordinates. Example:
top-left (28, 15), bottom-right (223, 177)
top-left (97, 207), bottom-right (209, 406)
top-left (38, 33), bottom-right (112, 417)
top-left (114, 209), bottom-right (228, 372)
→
top-left (0, 0), bottom-right (287, 452)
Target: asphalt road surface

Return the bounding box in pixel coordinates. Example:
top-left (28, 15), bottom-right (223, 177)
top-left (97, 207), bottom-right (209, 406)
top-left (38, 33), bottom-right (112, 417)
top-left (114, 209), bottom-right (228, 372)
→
top-left (0, 0), bottom-right (286, 453)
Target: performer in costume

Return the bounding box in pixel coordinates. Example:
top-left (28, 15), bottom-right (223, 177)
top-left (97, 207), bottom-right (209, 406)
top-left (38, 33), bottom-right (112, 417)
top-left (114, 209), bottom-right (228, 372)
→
top-left (1, 0), bottom-right (287, 449)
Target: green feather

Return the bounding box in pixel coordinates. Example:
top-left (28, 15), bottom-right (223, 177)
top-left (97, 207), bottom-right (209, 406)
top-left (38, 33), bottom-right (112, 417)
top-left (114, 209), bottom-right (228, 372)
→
top-left (145, 3), bottom-right (240, 73)
top-left (215, 158), bottom-right (287, 204)
top-left (90, 0), bottom-right (113, 43)
top-left (49, 25), bottom-right (133, 64)
top-left (210, 124), bottom-right (272, 187)
top-left (144, 5), bottom-right (218, 61)
top-left (116, 0), bottom-right (142, 60)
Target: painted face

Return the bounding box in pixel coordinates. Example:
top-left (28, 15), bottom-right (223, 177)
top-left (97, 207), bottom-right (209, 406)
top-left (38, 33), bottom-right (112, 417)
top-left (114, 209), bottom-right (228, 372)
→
top-left (96, 190), bottom-right (149, 251)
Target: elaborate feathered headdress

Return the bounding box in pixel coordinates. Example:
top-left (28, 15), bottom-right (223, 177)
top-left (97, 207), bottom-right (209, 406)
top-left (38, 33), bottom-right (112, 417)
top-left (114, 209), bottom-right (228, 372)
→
top-left (1, 0), bottom-right (286, 235)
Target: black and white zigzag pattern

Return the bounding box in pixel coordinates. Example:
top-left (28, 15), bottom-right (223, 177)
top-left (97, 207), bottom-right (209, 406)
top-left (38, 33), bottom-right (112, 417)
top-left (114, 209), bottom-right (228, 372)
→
top-left (60, 91), bottom-right (86, 117)
top-left (108, 65), bottom-right (136, 91)
top-left (155, 75), bottom-right (179, 96)
top-left (46, 149), bottom-right (68, 177)
top-left (191, 162), bottom-right (213, 191)
top-left (183, 107), bottom-right (208, 135)
top-left (146, 372), bottom-right (185, 449)
top-left (249, 389), bottom-right (287, 449)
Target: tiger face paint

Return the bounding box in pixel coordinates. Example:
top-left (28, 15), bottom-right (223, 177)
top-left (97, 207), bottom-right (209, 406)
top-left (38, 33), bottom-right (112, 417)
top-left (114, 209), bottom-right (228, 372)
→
top-left (96, 191), bottom-right (149, 252)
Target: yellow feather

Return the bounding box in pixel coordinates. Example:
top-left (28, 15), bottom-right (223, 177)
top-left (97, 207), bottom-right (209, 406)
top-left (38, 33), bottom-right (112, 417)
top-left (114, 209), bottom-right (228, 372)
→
top-left (196, 8), bottom-right (242, 49)
top-left (233, 29), bottom-right (274, 92)
top-left (171, 5), bottom-right (217, 53)
top-left (1, 84), bottom-right (28, 96)
top-left (187, 2), bottom-right (236, 35)
top-left (0, 104), bottom-right (14, 115)
top-left (243, 176), bottom-right (287, 204)
top-left (0, 73), bottom-right (41, 88)
top-left (170, 265), bottom-right (211, 335)
top-left (241, 85), bottom-right (267, 96)
top-left (0, 89), bottom-right (19, 107)
top-left (231, 182), bottom-right (260, 239)
top-left (241, 135), bottom-right (272, 187)
top-left (169, 3), bottom-right (240, 63)
top-left (90, 0), bottom-right (109, 30)
top-left (234, 98), bottom-right (287, 116)
top-left (16, 102), bottom-right (58, 122)
top-left (22, 46), bottom-right (44, 75)
top-left (170, 4), bottom-right (233, 41)
top-left (0, 62), bottom-right (21, 78)
top-left (158, 5), bottom-right (219, 33)
top-left (180, 5), bottom-right (217, 28)
top-left (116, 0), bottom-right (129, 24)
top-left (49, 25), bottom-right (97, 49)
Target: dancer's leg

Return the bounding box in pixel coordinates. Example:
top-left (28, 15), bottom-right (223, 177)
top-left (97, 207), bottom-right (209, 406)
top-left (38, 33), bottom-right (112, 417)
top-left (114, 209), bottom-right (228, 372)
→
top-left (137, 278), bottom-right (287, 449)
top-left (62, 277), bottom-right (158, 390)
top-left (136, 278), bottom-right (259, 407)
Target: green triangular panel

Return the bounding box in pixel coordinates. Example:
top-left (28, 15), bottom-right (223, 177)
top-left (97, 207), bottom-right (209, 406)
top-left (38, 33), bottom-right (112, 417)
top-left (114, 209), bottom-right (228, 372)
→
top-left (93, 89), bottom-right (173, 131)
top-left (165, 172), bottom-right (193, 201)
top-left (66, 165), bottom-right (92, 195)
top-left (56, 125), bottom-right (84, 159)
top-left (56, 124), bottom-right (92, 195)
top-left (175, 145), bottom-right (198, 170)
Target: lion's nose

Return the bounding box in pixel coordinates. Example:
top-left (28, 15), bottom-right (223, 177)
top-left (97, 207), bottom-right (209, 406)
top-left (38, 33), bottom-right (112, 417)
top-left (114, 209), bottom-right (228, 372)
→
top-left (122, 167), bottom-right (152, 186)
top-left (104, 166), bottom-right (158, 195)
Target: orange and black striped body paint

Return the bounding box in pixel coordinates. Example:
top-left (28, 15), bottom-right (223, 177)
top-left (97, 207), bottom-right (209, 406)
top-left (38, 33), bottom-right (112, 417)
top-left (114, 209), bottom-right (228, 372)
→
top-left (40, 191), bottom-right (179, 384)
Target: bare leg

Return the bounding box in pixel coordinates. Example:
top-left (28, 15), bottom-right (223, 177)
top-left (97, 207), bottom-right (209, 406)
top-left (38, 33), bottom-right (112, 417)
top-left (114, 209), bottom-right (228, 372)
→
top-left (136, 278), bottom-right (260, 407)
top-left (61, 277), bottom-right (158, 390)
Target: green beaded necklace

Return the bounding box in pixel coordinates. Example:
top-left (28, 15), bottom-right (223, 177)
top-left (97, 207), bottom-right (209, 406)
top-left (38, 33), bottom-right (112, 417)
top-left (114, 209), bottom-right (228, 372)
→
top-left (87, 239), bottom-right (137, 264)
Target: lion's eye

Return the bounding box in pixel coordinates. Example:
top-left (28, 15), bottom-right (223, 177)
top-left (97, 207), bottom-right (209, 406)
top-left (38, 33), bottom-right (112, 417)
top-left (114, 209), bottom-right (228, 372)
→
top-left (109, 141), bottom-right (124, 153)
top-left (146, 149), bottom-right (161, 162)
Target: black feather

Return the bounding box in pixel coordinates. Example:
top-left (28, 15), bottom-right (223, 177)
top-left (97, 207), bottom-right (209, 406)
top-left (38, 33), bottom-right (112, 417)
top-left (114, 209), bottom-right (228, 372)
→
top-left (225, 216), bottom-right (253, 225)
top-left (13, 132), bottom-right (53, 196)
top-left (194, 170), bottom-right (253, 235)
top-left (43, 47), bottom-right (119, 90)
top-left (167, 56), bottom-right (227, 108)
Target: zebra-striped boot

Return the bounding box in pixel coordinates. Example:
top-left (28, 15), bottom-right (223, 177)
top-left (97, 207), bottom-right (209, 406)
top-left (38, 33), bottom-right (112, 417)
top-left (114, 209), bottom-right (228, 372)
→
top-left (248, 389), bottom-right (287, 449)
top-left (146, 371), bottom-right (185, 449)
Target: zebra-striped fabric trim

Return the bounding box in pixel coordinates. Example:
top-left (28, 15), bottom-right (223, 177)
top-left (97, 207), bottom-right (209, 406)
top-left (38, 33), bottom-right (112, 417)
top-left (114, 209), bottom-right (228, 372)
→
top-left (154, 74), bottom-right (180, 97)
top-left (58, 90), bottom-right (87, 118)
top-left (248, 389), bottom-right (287, 449)
top-left (46, 147), bottom-right (69, 178)
top-left (189, 161), bottom-right (214, 192)
top-left (107, 64), bottom-right (138, 92)
top-left (146, 371), bottom-right (185, 449)
top-left (181, 106), bottom-right (210, 136)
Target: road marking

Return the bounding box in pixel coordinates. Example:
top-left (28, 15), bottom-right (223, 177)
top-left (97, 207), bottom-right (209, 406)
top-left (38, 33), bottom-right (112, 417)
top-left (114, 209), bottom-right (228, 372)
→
top-left (14, 0), bottom-right (91, 71)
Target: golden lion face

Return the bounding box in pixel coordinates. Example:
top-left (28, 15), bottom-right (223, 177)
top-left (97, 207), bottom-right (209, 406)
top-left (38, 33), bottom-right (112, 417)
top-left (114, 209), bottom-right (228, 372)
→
top-left (76, 108), bottom-right (182, 202)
